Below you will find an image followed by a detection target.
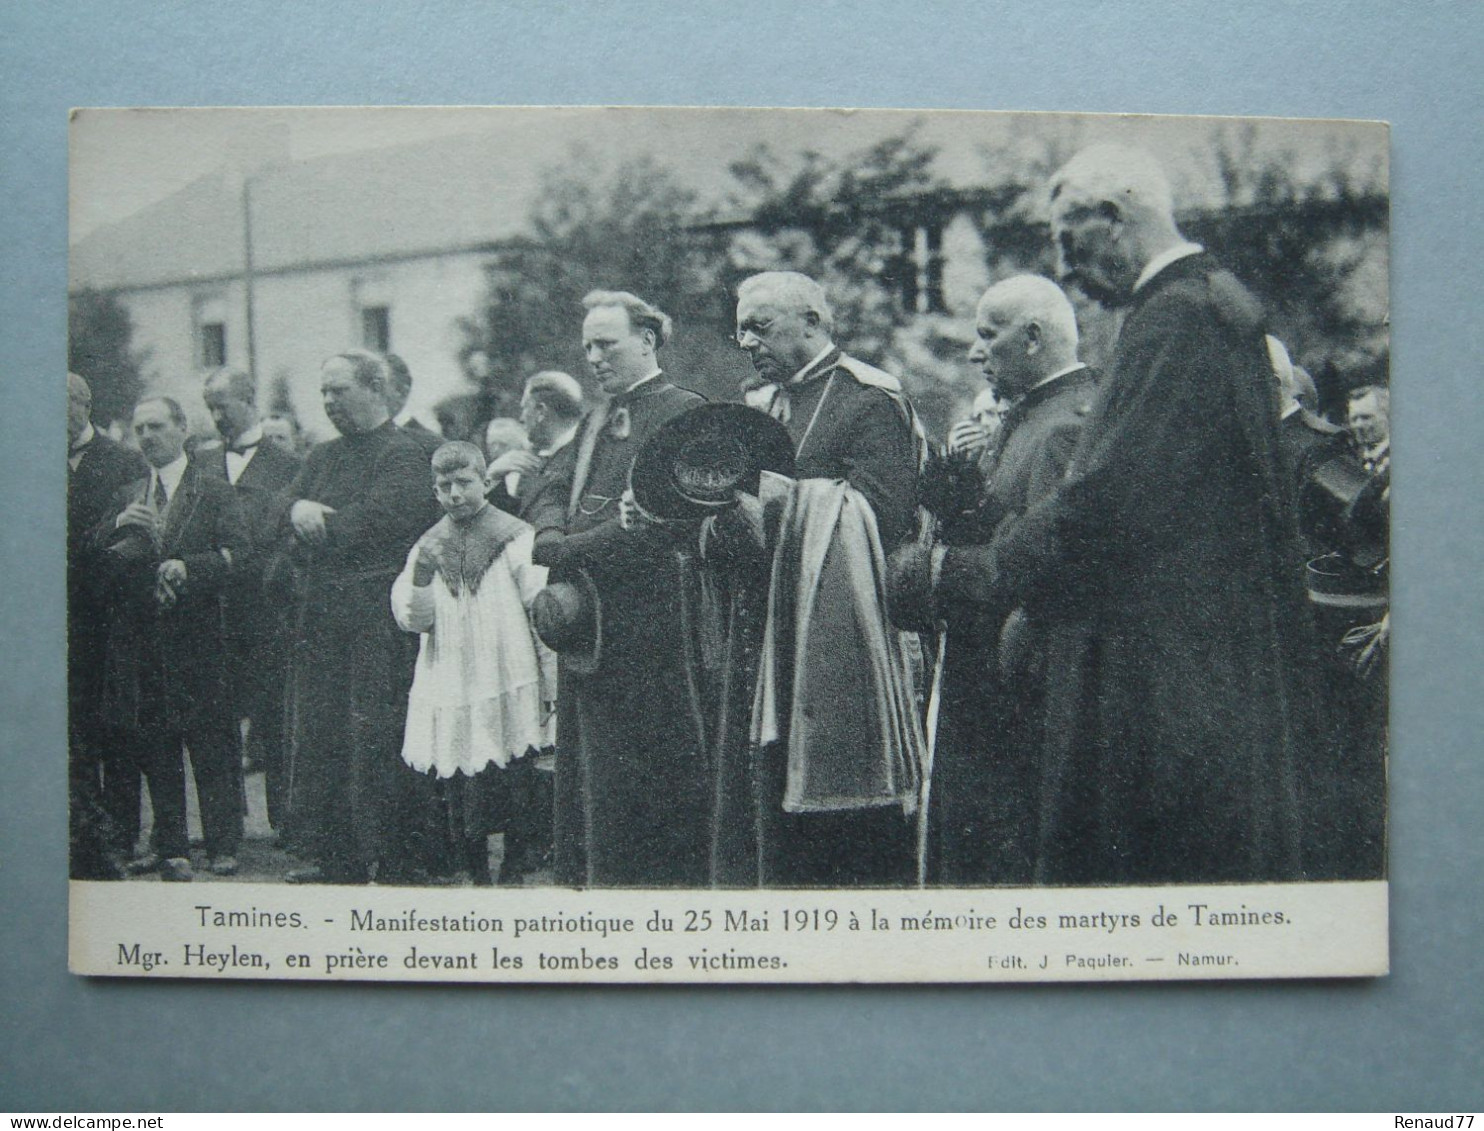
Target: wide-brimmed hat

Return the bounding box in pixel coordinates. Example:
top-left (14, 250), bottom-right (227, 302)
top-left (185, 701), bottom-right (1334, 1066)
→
top-left (1305, 552), bottom-right (1388, 611)
top-left (629, 403), bottom-right (796, 522)
top-left (531, 568), bottom-right (603, 675)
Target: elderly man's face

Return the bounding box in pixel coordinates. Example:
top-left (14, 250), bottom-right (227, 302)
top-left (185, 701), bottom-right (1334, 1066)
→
top-left (1348, 393), bottom-right (1389, 446)
top-left (132, 401), bottom-right (187, 469)
top-left (736, 290), bottom-right (817, 383)
top-left (582, 305), bottom-right (655, 394)
top-left (967, 299), bottom-right (1036, 400)
top-left (203, 380), bottom-right (256, 443)
top-left (321, 357), bottom-right (385, 436)
top-left (518, 392), bottom-right (549, 449)
top-left (1050, 196), bottom-right (1128, 307)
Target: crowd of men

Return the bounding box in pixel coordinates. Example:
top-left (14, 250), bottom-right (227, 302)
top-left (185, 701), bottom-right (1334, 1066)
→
top-left (67, 144), bottom-right (1388, 888)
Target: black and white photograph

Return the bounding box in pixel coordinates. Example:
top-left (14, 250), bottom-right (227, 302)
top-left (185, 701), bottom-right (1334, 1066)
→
top-left (66, 106), bottom-right (1390, 983)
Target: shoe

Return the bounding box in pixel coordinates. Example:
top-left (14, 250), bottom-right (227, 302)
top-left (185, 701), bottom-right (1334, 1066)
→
top-left (209, 856), bottom-right (239, 877)
top-left (125, 854), bottom-right (164, 875)
top-left (285, 866), bottom-right (324, 884)
top-left (160, 857), bottom-right (194, 882)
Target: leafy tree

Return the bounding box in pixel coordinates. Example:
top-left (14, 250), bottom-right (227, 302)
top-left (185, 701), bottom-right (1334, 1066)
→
top-left (68, 288), bottom-right (146, 428)
top-left (457, 147), bottom-right (734, 419)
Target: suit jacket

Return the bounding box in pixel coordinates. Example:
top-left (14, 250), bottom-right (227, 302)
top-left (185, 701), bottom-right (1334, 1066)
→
top-left (69, 431), bottom-right (148, 557)
top-left (69, 432), bottom-right (149, 694)
top-left (193, 438), bottom-right (304, 572)
top-left (936, 366), bottom-right (1098, 622)
top-left (529, 376), bottom-right (704, 569)
top-left (92, 462), bottom-right (247, 730)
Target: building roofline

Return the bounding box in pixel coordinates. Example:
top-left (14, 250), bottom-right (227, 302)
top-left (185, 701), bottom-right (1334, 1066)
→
top-left (69, 238), bottom-right (513, 296)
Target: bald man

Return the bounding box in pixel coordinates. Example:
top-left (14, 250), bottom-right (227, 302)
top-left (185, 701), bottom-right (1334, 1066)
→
top-left (957, 146), bottom-right (1318, 884)
top-left (892, 276), bottom-right (1098, 884)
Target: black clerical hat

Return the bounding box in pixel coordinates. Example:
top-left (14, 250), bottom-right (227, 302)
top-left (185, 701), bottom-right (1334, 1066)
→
top-left (628, 403), bottom-right (795, 522)
top-left (531, 568), bottom-right (603, 675)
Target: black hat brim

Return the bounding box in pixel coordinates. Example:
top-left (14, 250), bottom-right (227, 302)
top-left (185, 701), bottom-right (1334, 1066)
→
top-left (629, 403), bottom-right (796, 522)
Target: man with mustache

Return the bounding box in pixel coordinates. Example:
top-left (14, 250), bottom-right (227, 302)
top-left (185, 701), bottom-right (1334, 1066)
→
top-left (93, 397), bottom-right (247, 882)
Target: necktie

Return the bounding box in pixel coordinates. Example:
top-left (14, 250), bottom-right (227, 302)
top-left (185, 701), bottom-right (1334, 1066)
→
top-left (228, 441), bottom-right (258, 455)
top-left (152, 476), bottom-right (168, 511)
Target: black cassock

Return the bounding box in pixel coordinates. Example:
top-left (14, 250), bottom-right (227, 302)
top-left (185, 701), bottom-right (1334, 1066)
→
top-left (953, 254), bottom-right (1322, 885)
top-left (530, 376), bottom-right (711, 888)
top-left (279, 420), bottom-right (440, 882)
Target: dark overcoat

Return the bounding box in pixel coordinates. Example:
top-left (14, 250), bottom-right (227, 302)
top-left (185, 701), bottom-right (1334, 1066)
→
top-left (949, 253), bottom-right (1315, 885)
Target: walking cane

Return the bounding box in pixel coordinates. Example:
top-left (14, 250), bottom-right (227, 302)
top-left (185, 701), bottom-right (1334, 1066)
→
top-left (916, 627), bottom-right (947, 888)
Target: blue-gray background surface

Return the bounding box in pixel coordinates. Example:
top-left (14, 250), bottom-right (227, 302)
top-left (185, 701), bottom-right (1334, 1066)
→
top-left (3, 0), bottom-right (1480, 1112)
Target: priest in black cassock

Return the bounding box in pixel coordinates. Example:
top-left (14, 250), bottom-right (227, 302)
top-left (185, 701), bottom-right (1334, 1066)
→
top-left (279, 350), bottom-right (441, 884)
top-left (974, 145), bottom-right (1319, 885)
top-left (527, 290), bottom-right (707, 887)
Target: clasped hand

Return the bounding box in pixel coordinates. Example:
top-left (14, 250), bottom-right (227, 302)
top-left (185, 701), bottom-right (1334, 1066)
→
top-left (155, 559), bottom-right (187, 608)
top-left (290, 500), bottom-right (337, 545)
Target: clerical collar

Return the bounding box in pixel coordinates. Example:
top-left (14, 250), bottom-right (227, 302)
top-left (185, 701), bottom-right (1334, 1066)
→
top-left (1029, 362), bottom-right (1089, 393)
top-left (789, 344), bottom-right (838, 385)
top-left (623, 369), bottom-right (664, 396)
top-left (151, 452), bottom-right (190, 500)
top-left (229, 424), bottom-right (263, 452)
top-left (538, 423), bottom-right (579, 459)
top-left (1134, 242), bottom-right (1204, 294)
top-left (71, 422), bottom-right (96, 452)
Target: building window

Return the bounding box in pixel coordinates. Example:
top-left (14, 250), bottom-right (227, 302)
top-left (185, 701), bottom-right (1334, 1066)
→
top-left (193, 293), bottom-right (229, 368)
top-left (361, 305), bottom-right (391, 353)
top-left (900, 223), bottom-right (946, 314)
top-left (199, 321), bottom-right (227, 368)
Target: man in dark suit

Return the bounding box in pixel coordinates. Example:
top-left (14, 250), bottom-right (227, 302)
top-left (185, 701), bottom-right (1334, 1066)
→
top-left (482, 416), bottom-right (532, 516)
top-left (94, 397), bottom-right (247, 881)
top-left (892, 275), bottom-right (1098, 885)
top-left (486, 370), bottom-right (585, 522)
top-left (965, 144), bottom-right (1317, 884)
top-left (68, 372), bottom-right (147, 878)
top-left (198, 367), bottom-right (303, 835)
